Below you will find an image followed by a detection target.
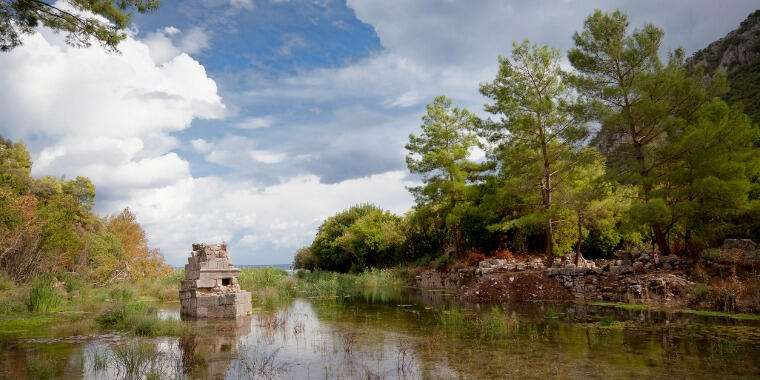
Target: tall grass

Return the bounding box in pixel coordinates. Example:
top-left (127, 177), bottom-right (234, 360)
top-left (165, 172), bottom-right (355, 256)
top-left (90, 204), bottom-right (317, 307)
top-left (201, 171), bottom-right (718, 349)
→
top-left (96, 302), bottom-right (183, 337)
top-left (28, 276), bottom-right (65, 313)
top-left (26, 355), bottom-right (57, 380)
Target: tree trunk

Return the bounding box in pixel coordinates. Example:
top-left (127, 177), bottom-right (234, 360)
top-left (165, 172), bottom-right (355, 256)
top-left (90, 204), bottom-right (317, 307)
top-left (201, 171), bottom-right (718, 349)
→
top-left (544, 171), bottom-right (554, 266)
top-left (575, 215), bottom-right (583, 266)
top-left (653, 224), bottom-right (671, 256)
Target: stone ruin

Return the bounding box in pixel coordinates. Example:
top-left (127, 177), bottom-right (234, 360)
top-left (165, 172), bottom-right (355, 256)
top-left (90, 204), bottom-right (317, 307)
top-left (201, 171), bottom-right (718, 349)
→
top-left (179, 243), bottom-right (252, 318)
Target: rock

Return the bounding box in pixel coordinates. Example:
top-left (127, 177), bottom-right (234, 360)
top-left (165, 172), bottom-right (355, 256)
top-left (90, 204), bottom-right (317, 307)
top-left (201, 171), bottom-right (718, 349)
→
top-left (619, 259), bottom-right (632, 267)
top-left (516, 263), bottom-right (526, 271)
top-left (609, 265), bottom-right (634, 275)
top-left (660, 255), bottom-right (678, 264)
top-left (723, 238), bottom-right (757, 252)
top-left (478, 261), bottom-right (491, 269)
top-left (546, 268), bottom-right (560, 277)
top-left (644, 262), bottom-right (654, 269)
top-left (663, 263), bottom-right (673, 271)
top-left (633, 262), bottom-right (645, 272)
top-left (613, 250), bottom-right (633, 261)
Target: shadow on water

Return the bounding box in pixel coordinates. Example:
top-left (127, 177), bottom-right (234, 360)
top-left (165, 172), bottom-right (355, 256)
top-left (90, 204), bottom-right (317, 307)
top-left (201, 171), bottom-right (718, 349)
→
top-left (0, 288), bottom-right (759, 379)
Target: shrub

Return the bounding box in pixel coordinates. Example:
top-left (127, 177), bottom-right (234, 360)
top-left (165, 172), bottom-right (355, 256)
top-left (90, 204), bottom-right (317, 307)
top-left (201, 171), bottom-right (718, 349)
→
top-left (28, 276), bottom-right (64, 313)
top-left (414, 255), bottom-right (433, 267)
top-left (110, 287), bottom-right (134, 303)
top-left (688, 283), bottom-right (710, 302)
top-left (0, 271), bottom-right (15, 292)
top-left (466, 252), bottom-right (486, 266)
top-left (0, 299), bottom-right (26, 315)
top-left (433, 254), bottom-right (453, 270)
top-left (57, 271), bottom-right (86, 293)
top-left (293, 247), bottom-right (316, 270)
top-left (493, 249), bottom-right (513, 260)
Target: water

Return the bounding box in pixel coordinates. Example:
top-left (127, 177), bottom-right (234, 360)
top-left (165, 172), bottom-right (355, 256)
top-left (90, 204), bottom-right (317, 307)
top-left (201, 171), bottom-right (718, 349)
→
top-left (1, 288), bottom-right (759, 379)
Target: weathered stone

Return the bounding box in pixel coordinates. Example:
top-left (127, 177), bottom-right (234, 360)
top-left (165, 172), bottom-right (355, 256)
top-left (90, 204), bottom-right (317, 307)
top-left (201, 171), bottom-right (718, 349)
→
top-left (660, 255), bottom-right (678, 264)
top-left (613, 250), bottom-right (633, 261)
top-left (180, 243), bottom-right (252, 319)
top-left (546, 268), bottom-right (560, 277)
top-left (723, 238), bottom-right (757, 252)
top-left (609, 265), bottom-right (634, 275)
top-left (516, 263), bottom-right (526, 271)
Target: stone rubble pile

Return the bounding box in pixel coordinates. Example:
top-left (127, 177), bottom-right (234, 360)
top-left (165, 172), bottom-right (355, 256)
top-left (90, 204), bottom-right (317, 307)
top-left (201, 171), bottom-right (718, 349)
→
top-left (476, 257), bottom-right (545, 275)
top-left (179, 243), bottom-right (252, 318)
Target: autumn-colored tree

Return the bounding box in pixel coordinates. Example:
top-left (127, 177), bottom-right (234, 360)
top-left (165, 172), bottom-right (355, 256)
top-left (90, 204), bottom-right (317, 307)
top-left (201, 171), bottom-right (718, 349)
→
top-left (104, 208), bottom-right (170, 282)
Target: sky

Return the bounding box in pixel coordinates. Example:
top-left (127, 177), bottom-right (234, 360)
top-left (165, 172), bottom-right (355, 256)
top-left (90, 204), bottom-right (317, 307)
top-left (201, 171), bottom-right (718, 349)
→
top-left (1, 0), bottom-right (757, 266)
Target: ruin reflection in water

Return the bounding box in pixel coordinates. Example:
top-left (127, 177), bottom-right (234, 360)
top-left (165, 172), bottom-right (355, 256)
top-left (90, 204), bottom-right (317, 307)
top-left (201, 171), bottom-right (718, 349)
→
top-left (0, 288), bottom-right (759, 379)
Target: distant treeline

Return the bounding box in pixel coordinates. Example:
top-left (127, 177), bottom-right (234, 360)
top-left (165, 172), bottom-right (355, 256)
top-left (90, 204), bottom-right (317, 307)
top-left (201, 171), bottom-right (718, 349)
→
top-left (0, 137), bottom-right (170, 283)
top-left (295, 10), bottom-right (760, 273)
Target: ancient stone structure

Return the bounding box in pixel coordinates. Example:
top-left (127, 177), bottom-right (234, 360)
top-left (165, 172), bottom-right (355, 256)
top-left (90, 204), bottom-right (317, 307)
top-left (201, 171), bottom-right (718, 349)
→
top-left (179, 243), bottom-right (252, 318)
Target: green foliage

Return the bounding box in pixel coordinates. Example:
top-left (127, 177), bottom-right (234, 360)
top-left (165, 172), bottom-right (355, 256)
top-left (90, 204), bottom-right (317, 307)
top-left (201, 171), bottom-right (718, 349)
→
top-left (1, 0), bottom-right (160, 53)
top-left (28, 276), bottom-right (64, 313)
top-left (311, 204), bottom-right (406, 272)
top-left (481, 306), bottom-right (518, 340)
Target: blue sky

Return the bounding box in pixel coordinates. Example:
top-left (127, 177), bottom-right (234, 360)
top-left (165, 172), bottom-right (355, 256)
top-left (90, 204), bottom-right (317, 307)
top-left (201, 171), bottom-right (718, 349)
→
top-left (1, 0), bottom-right (757, 265)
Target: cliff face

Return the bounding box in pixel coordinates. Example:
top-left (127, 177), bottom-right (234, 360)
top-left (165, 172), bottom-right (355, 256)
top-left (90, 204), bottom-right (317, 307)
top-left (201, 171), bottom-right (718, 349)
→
top-left (688, 10), bottom-right (760, 123)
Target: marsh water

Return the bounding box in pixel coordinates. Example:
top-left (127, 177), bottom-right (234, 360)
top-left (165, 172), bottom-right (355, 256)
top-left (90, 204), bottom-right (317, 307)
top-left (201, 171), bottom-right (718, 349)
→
top-left (1, 288), bottom-right (759, 379)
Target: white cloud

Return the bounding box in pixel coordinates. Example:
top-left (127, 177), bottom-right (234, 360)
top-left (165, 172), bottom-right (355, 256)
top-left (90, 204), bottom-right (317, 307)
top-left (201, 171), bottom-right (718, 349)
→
top-left (143, 26), bottom-right (212, 63)
top-left (114, 171), bottom-right (415, 265)
top-left (0, 27), bottom-right (226, 261)
top-left (191, 138), bottom-right (213, 152)
top-left (235, 116), bottom-right (277, 129)
top-left (277, 33), bottom-right (308, 57)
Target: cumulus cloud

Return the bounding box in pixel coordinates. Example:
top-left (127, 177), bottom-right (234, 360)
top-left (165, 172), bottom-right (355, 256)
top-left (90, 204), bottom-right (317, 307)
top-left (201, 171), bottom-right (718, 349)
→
top-left (143, 26), bottom-right (213, 63)
top-left (110, 171), bottom-right (416, 264)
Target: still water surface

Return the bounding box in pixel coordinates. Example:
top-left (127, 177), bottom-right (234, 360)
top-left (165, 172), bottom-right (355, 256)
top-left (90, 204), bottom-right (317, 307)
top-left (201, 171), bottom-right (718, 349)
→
top-left (1, 288), bottom-right (758, 379)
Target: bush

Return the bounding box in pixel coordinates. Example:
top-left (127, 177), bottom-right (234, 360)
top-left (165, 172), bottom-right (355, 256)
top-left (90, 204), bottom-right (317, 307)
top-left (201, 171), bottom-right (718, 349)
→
top-left (689, 283), bottom-right (710, 302)
top-left (433, 254), bottom-right (453, 270)
top-left (28, 276), bottom-right (64, 313)
top-left (414, 255), bottom-right (433, 267)
top-left (110, 287), bottom-right (134, 303)
top-left (0, 271), bottom-right (14, 292)
top-left (466, 252), bottom-right (486, 266)
top-left (57, 272), bottom-right (86, 294)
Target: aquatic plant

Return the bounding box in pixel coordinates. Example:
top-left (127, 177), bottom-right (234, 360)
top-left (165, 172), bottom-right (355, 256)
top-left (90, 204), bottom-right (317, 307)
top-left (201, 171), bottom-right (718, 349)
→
top-left (481, 306), bottom-right (518, 340)
top-left (437, 305), bottom-right (468, 331)
top-left (26, 355), bottom-right (57, 380)
top-left (111, 341), bottom-right (164, 380)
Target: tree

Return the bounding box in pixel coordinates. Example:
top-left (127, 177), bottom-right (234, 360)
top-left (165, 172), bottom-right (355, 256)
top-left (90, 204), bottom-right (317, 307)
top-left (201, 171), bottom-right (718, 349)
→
top-left (1, 0), bottom-right (159, 52)
top-left (480, 40), bottom-right (589, 265)
top-left (652, 100), bottom-right (758, 251)
top-left (405, 95), bottom-right (480, 257)
top-left (560, 149), bottom-right (633, 264)
top-left (105, 207), bottom-right (170, 281)
top-left (292, 247), bottom-right (316, 271)
top-left (567, 9), bottom-right (725, 255)
top-left (310, 204), bottom-right (405, 272)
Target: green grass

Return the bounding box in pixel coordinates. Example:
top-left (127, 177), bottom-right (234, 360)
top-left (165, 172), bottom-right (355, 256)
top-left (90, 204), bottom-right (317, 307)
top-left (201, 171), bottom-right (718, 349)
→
top-left (0, 315), bottom-right (60, 336)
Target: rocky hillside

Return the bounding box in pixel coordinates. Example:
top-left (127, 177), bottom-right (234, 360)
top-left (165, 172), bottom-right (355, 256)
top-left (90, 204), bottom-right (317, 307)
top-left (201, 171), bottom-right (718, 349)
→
top-left (688, 10), bottom-right (760, 124)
